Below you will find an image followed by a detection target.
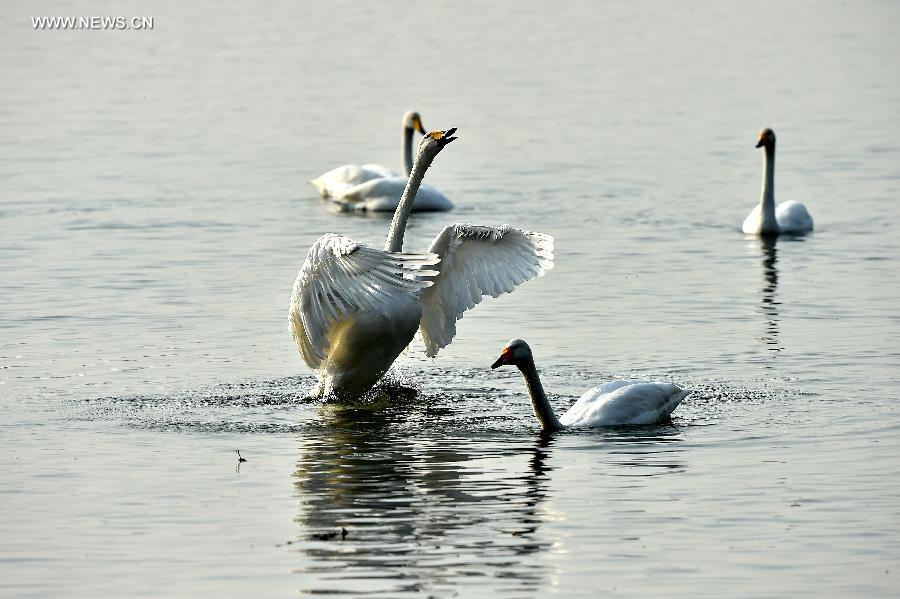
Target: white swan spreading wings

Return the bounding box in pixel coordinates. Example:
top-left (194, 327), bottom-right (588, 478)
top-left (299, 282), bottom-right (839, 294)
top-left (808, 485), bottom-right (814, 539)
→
top-left (290, 234), bottom-right (439, 369)
top-left (290, 129), bottom-right (554, 401)
top-left (742, 128), bottom-right (814, 235)
top-left (309, 111), bottom-right (453, 212)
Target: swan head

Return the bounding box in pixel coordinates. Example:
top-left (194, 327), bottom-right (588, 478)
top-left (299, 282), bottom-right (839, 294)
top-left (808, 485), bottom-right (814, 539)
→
top-left (491, 338), bottom-right (532, 369)
top-left (403, 111), bottom-right (428, 135)
top-left (416, 128), bottom-right (458, 162)
top-left (756, 128), bottom-right (776, 149)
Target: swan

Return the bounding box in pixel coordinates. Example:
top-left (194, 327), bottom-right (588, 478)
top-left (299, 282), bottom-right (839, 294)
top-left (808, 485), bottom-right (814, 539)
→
top-left (290, 130), bottom-right (554, 401)
top-left (309, 111), bottom-right (424, 196)
top-left (742, 128), bottom-right (814, 235)
top-left (491, 339), bottom-right (690, 431)
top-left (309, 111), bottom-right (454, 212)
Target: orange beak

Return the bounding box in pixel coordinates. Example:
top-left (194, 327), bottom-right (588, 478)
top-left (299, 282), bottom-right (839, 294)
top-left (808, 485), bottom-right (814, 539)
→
top-left (491, 348), bottom-right (512, 369)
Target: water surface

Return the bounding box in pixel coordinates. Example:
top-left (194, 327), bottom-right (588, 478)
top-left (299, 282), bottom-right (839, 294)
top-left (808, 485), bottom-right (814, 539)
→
top-left (2, 1), bottom-right (899, 596)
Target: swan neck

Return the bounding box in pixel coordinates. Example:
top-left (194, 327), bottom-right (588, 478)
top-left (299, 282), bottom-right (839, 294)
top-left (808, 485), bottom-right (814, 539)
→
top-left (403, 127), bottom-right (414, 176)
top-left (385, 152), bottom-right (432, 252)
top-left (761, 144), bottom-right (776, 214)
top-left (518, 358), bottom-right (563, 432)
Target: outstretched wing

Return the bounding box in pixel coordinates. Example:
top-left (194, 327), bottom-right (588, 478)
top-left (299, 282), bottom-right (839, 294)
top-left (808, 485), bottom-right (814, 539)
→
top-left (289, 234), bottom-right (439, 369)
top-left (418, 224), bottom-right (554, 357)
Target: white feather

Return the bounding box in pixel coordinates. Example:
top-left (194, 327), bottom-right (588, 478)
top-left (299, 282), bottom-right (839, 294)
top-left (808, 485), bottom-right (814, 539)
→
top-left (742, 200), bottom-right (814, 234)
top-left (418, 224), bottom-right (554, 357)
top-left (289, 234), bottom-right (439, 369)
top-left (558, 381), bottom-right (690, 427)
top-left (332, 178), bottom-right (453, 212)
top-left (309, 163), bottom-right (395, 198)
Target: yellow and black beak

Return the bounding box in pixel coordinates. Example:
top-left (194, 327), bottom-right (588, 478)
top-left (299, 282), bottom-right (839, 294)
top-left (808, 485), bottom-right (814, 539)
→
top-left (428, 127), bottom-right (458, 147)
top-left (491, 347), bottom-right (512, 369)
top-left (413, 116), bottom-right (427, 136)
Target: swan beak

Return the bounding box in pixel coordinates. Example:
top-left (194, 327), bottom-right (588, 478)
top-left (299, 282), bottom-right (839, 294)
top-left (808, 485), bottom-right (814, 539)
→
top-left (440, 127), bottom-right (458, 145)
top-left (414, 117), bottom-right (427, 135)
top-left (428, 128), bottom-right (458, 146)
top-left (755, 139), bottom-right (764, 148)
top-left (491, 347), bottom-right (511, 369)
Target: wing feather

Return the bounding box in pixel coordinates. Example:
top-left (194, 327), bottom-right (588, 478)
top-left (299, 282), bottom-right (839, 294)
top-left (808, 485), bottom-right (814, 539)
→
top-left (289, 234), bottom-right (439, 369)
top-left (418, 224), bottom-right (554, 357)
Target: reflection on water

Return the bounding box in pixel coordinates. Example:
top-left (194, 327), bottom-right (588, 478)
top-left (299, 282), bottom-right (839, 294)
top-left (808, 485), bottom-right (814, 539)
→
top-left (589, 425), bottom-right (687, 476)
top-left (290, 407), bottom-right (554, 596)
top-left (755, 236), bottom-right (783, 357)
top-left (287, 397), bottom-right (697, 595)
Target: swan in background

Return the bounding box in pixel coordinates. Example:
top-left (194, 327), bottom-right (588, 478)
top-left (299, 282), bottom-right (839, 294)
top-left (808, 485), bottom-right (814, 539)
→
top-left (291, 130), bottom-right (553, 401)
top-left (309, 111), bottom-right (425, 195)
top-left (742, 128), bottom-right (814, 235)
top-left (491, 339), bottom-right (689, 431)
top-left (309, 111), bottom-right (454, 212)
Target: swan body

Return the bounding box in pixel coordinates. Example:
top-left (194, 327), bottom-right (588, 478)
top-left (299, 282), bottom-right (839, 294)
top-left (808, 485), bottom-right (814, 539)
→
top-left (309, 163), bottom-right (394, 197)
top-left (491, 339), bottom-right (689, 431)
top-left (310, 111), bottom-right (454, 212)
top-left (559, 380), bottom-right (689, 427)
top-left (291, 131), bottom-right (554, 401)
top-left (332, 177), bottom-right (453, 212)
top-left (742, 200), bottom-right (813, 235)
top-left (289, 234), bottom-right (436, 400)
top-left (742, 128), bottom-right (813, 235)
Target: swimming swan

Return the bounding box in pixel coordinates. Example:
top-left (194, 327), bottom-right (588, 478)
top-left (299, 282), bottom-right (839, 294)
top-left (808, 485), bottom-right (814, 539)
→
top-left (309, 111), bottom-right (453, 212)
top-left (290, 130), bottom-right (553, 401)
top-left (742, 128), bottom-right (814, 235)
top-left (491, 339), bottom-right (689, 431)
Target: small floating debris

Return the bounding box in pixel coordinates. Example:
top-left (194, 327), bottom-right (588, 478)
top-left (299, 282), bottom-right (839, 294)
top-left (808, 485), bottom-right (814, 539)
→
top-left (310, 527), bottom-right (348, 541)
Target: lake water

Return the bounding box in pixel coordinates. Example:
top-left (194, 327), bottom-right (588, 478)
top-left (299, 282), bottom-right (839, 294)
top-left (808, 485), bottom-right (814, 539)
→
top-left (2, 1), bottom-right (899, 596)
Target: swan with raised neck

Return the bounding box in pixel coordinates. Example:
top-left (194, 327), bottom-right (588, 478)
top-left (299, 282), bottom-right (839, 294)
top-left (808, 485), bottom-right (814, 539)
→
top-left (741, 127), bottom-right (814, 236)
top-left (385, 128), bottom-right (457, 252)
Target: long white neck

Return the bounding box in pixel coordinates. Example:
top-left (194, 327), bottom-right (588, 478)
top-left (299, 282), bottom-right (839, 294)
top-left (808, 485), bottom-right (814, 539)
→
top-left (759, 143), bottom-right (777, 231)
top-left (517, 357), bottom-right (564, 432)
top-left (403, 127), bottom-right (414, 176)
top-left (385, 150), bottom-right (433, 252)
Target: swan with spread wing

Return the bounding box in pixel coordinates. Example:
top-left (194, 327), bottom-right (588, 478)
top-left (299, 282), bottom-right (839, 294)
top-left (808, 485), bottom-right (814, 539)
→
top-left (290, 129), bottom-right (554, 401)
top-left (310, 111), bottom-right (453, 212)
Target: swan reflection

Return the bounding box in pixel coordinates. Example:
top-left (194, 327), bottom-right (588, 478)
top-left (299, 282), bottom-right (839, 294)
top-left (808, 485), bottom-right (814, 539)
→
top-left (587, 425), bottom-right (687, 476)
top-left (756, 236), bottom-right (783, 357)
top-left (290, 408), bottom-right (554, 596)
